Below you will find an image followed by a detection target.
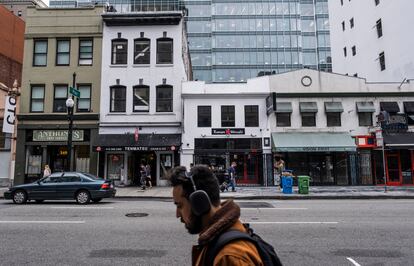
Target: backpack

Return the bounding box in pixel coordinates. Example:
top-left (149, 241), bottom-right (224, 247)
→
top-left (205, 223), bottom-right (283, 266)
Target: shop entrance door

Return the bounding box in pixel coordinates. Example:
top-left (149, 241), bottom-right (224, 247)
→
top-left (231, 153), bottom-right (260, 184)
top-left (386, 153), bottom-right (401, 185)
top-left (133, 151), bottom-right (156, 186)
top-left (308, 154), bottom-right (335, 185)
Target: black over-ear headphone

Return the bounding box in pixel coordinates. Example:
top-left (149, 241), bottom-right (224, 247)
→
top-left (185, 171), bottom-right (212, 217)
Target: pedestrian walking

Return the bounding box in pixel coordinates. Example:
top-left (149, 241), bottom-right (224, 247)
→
top-left (168, 165), bottom-right (282, 266)
top-left (140, 162), bottom-right (147, 190)
top-left (43, 165), bottom-right (51, 178)
top-left (274, 156), bottom-right (285, 188)
top-left (227, 161), bottom-right (237, 192)
top-left (145, 163), bottom-right (152, 189)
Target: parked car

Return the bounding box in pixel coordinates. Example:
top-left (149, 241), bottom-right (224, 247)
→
top-left (3, 172), bottom-right (116, 204)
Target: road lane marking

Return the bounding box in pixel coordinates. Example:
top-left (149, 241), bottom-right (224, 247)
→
top-left (347, 257), bottom-right (361, 266)
top-left (50, 207), bottom-right (114, 209)
top-left (248, 221), bottom-right (338, 224)
top-left (0, 221), bottom-right (85, 224)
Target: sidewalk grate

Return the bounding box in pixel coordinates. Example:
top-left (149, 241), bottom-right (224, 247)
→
top-left (89, 249), bottom-right (166, 258)
top-left (125, 212), bottom-right (149, 218)
top-left (237, 202), bottom-right (274, 208)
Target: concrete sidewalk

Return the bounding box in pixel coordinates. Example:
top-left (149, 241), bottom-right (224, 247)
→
top-left (2, 185), bottom-right (414, 199)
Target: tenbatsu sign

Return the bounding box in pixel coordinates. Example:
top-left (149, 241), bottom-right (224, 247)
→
top-left (33, 130), bottom-right (84, 142)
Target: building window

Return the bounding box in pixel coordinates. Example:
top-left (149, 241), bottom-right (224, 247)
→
top-left (376, 19), bottom-right (383, 38)
top-left (341, 21), bottom-right (345, 31)
top-left (77, 84), bottom-right (91, 112)
top-left (133, 85), bottom-right (150, 112)
top-left (379, 52), bottom-right (386, 71)
top-left (30, 85), bottom-right (45, 112)
top-left (33, 39), bottom-right (48, 66)
top-left (156, 85), bottom-right (173, 112)
top-left (343, 47), bottom-right (347, 57)
top-left (111, 39), bottom-right (128, 65)
top-left (276, 113), bottom-right (291, 127)
top-left (134, 38), bottom-right (150, 64)
top-left (375, 0), bottom-right (380, 5)
top-left (358, 113), bottom-right (373, 126)
top-left (198, 106), bottom-right (211, 127)
top-left (352, 46), bottom-right (356, 56)
top-left (301, 113), bottom-right (316, 127)
top-left (56, 39), bottom-right (70, 66)
top-left (245, 105), bottom-right (259, 127)
top-left (221, 105), bottom-right (235, 127)
top-left (0, 120), bottom-right (6, 149)
top-left (157, 38), bottom-right (173, 64)
top-left (327, 113), bottom-right (341, 127)
top-left (350, 18), bottom-right (354, 28)
top-left (53, 84), bottom-right (68, 112)
top-left (110, 85), bottom-right (126, 112)
top-left (79, 39), bottom-right (93, 65)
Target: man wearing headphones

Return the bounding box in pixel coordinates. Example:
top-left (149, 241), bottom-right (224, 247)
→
top-left (169, 165), bottom-right (263, 266)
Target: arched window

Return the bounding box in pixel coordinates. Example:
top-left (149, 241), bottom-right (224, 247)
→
top-left (133, 85), bottom-right (150, 112)
top-left (110, 85), bottom-right (126, 112)
top-left (134, 38), bottom-right (150, 64)
top-left (156, 84), bottom-right (173, 112)
top-left (111, 38), bottom-right (128, 64)
top-left (156, 37), bottom-right (173, 64)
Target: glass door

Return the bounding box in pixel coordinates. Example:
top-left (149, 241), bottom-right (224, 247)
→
top-left (386, 153), bottom-right (401, 185)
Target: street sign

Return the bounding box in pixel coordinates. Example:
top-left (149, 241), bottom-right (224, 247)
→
top-left (69, 87), bottom-right (80, 97)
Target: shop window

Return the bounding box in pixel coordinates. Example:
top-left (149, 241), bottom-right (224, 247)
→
top-left (53, 85), bottom-right (68, 112)
top-left (76, 145), bottom-right (90, 173)
top-left (0, 120), bottom-right (6, 149)
top-left (111, 39), bottom-right (128, 65)
top-left (160, 154), bottom-right (173, 180)
top-left (358, 112), bottom-right (373, 126)
top-left (31, 85), bottom-right (45, 112)
top-left (198, 106), bottom-right (211, 127)
top-left (245, 105), bottom-right (259, 127)
top-left (33, 39), bottom-right (48, 66)
top-left (134, 38), bottom-right (150, 64)
top-left (79, 38), bottom-right (93, 65)
top-left (276, 113), bottom-right (291, 127)
top-left (77, 84), bottom-right (91, 112)
top-left (401, 150), bottom-right (413, 185)
top-left (221, 105), bottom-right (235, 127)
top-left (56, 39), bottom-right (70, 66)
top-left (327, 112), bottom-right (341, 127)
top-left (156, 85), bottom-right (173, 112)
top-left (26, 146), bottom-right (42, 175)
top-left (359, 150), bottom-right (372, 184)
top-left (336, 153), bottom-right (349, 185)
top-left (107, 154), bottom-right (124, 180)
top-left (133, 85), bottom-right (150, 112)
top-left (157, 37), bottom-right (173, 64)
top-left (301, 113), bottom-right (316, 127)
top-left (110, 85), bottom-right (126, 112)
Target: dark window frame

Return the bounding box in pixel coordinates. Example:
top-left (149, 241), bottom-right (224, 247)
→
top-left (133, 85), bottom-right (150, 112)
top-left (244, 105), bottom-right (259, 127)
top-left (33, 39), bottom-right (48, 67)
top-left (350, 17), bottom-right (354, 28)
top-left (376, 19), bottom-right (383, 38)
top-left (343, 47), bottom-right (347, 57)
top-left (76, 83), bottom-right (92, 112)
top-left (327, 112), bottom-right (342, 127)
top-left (301, 112), bottom-right (316, 127)
top-left (110, 85), bottom-right (126, 112)
top-left (352, 45), bottom-right (356, 56)
top-left (156, 84), bottom-right (173, 112)
top-left (134, 38), bottom-right (151, 64)
top-left (111, 38), bottom-right (128, 65)
top-left (379, 52), bottom-right (386, 71)
top-left (276, 113), bottom-right (291, 127)
top-left (53, 84), bottom-right (68, 113)
top-left (30, 84), bottom-right (45, 113)
top-left (197, 106), bottom-right (212, 127)
top-left (341, 21), bottom-right (345, 31)
top-left (156, 37), bottom-right (173, 64)
top-left (79, 38), bottom-right (93, 66)
top-left (375, 0), bottom-right (380, 6)
top-left (56, 39), bottom-right (71, 66)
top-left (358, 112), bottom-right (373, 126)
top-left (221, 105), bottom-right (235, 127)
top-left (0, 119), bottom-right (6, 149)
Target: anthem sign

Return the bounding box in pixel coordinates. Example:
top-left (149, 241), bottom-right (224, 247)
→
top-left (33, 130), bottom-right (84, 142)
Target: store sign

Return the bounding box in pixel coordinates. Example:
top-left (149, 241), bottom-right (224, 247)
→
top-left (95, 146), bottom-right (173, 152)
top-left (212, 128), bottom-right (245, 135)
top-left (380, 114), bottom-right (408, 133)
top-left (2, 96), bottom-right (17, 134)
top-left (33, 130), bottom-right (84, 142)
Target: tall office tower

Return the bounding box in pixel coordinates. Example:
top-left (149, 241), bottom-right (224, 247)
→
top-left (49, 0), bottom-right (332, 82)
top-left (329, 0), bottom-right (414, 82)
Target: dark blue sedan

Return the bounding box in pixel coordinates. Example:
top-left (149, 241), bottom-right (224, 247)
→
top-left (4, 172), bottom-right (116, 204)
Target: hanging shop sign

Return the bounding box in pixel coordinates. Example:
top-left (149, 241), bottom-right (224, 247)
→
top-left (33, 130), bottom-right (84, 142)
top-left (94, 146), bottom-right (175, 152)
top-left (211, 128), bottom-right (245, 135)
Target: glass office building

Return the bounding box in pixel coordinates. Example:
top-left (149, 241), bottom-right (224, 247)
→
top-left (50, 0), bottom-right (331, 83)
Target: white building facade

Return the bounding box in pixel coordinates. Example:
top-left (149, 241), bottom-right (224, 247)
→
top-left (329, 0), bottom-right (414, 82)
top-left (97, 10), bottom-right (191, 186)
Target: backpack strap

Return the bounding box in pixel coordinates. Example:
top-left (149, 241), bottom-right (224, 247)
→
top-left (204, 230), bottom-right (255, 266)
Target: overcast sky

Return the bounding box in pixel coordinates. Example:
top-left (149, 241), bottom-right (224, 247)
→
top-left (43, 0), bottom-right (50, 6)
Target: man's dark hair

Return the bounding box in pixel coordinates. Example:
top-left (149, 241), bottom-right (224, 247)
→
top-left (168, 165), bottom-right (221, 207)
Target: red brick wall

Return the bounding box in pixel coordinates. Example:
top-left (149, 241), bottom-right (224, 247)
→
top-left (0, 5), bottom-right (25, 64)
top-left (0, 53), bottom-right (22, 89)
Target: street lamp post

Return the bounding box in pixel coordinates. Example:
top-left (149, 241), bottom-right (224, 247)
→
top-left (66, 97), bottom-right (74, 172)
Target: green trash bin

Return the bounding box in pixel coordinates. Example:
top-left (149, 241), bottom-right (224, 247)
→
top-left (298, 176), bottom-right (310, 194)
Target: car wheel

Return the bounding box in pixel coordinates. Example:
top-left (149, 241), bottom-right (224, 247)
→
top-left (13, 190), bottom-right (27, 204)
top-left (92, 198), bottom-right (102, 203)
top-left (35, 200), bottom-right (44, 203)
top-left (76, 190), bottom-right (90, 204)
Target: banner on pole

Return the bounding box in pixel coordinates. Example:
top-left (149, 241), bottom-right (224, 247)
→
top-left (2, 96), bottom-right (16, 134)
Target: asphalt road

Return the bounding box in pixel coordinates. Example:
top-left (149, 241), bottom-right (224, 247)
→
top-left (0, 198), bottom-right (413, 266)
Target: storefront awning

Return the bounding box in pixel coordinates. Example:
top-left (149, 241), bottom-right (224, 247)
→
top-left (93, 134), bottom-right (181, 152)
top-left (325, 102), bottom-right (344, 113)
top-left (380, 102), bottom-right (400, 113)
top-left (275, 102), bottom-right (292, 113)
top-left (299, 102), bottom-right (318, 113)
top-left (271, 132), bottom-right (356, 152)
top-left (356, 102), bottom-right (375, 113)
top-left (404, 102), bottom-right (414, 113)
top-left (384, 133), bottom-right (414, 149)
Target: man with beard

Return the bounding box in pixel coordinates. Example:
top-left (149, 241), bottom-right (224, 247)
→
top-left (169, 165), bottom-right (264, 266)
